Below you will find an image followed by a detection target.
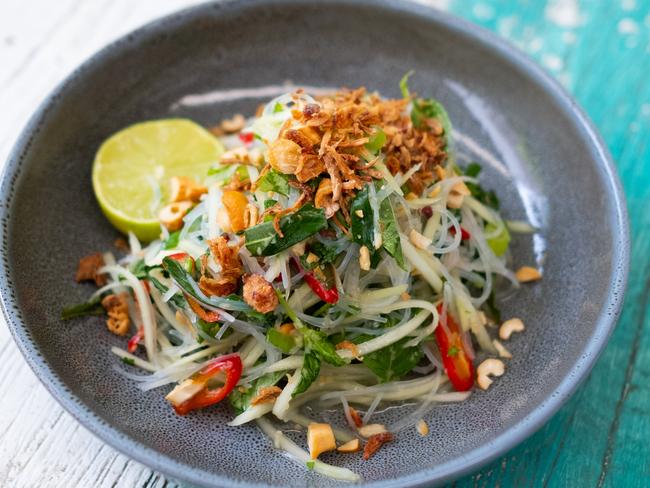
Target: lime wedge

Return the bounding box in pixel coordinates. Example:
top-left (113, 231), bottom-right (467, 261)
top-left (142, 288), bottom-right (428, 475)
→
top-left (92, 119), bottom-right (223, 242)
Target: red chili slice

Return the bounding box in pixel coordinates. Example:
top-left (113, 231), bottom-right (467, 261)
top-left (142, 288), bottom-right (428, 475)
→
top-left (434, 304), bottom-right (475, 391)
top-left (127, 327), bottom-right (144, 353)
top-left (449, 226), bottom-right (471, 240)
top-left (293, 257), bottom-right (339, 304)
top-left (238, 132), bottom-right (254, 145)
top-left (171, 353), bottom-right (242, 415)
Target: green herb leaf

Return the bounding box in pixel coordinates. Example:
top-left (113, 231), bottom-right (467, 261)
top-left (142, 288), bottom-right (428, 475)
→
top-left (122, 357), bottom-right (136, 366)
top-left (264, 199), bottom-right (278, 209)
top-left (229, 372), bottom-right (285, 414)
top-left (256, 169), bottom-right (290, 196)
top-left (306, 461), bottom-right (315, 470)
top-left (148, 275), bottom-right (186, 308)
top-left (293, 350), bottom-right (321, 397)
top-left (61, 296), bottom-right (104, 320)
top-left (244, 204), bottom-right (328, 257)
top-left (365, 127), bottom-right (387, 153)
top-left (300, 241), bottom-right (341, 271)
top-left (412, 98), bottom-right (453, 149)
top-left (303, 328), bottom-right (347, 367)
top-left (273, 102), bottom-right (284, 113)
top-left (354, 335), bottom-right (424, 383)
top-left (350, 185), bottom-right (375, 249)
top-left (163, 230), bottom-right (181, 250)
top-left (267, 328), bottom-right (296, 353)
top-left (462, 162), bottom-right (500, 209)
top-left (379, 197), bottom-right (405, 268)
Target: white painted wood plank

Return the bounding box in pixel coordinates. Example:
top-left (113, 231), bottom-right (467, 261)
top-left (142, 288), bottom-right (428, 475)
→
top-left (0, 2), bottom-right (203, 486)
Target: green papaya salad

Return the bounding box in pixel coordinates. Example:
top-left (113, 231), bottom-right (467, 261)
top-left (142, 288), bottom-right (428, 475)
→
top-left (66, 74), bottom-right (541, 481)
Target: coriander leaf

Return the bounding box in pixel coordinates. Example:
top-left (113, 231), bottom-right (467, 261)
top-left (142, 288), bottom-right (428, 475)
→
top-left (350, 185), bottom-right (375, 249)
top-left (122, 357), bottom-right (136, 366)
top-left (355, 336), bottom-right (424, 383)
top-left (229, 372), bottom-right (285, 414)
top-left (256, 169), bottom-right (290, 196)
top-left (61, 296), bottom-right (105, 320)
top-left (244, 204), bottom-right (327, 257)
top-left (462, 162), bottom-right (500, 209)
top-left (163, 230), bottom-right (181, 250)
top-left (303, 328), bottom-right (347, 366)
top-left (267, 328), bottom-right (296, 353)
top-left (379, 196), bottom-right (405, 268)
top-left (464, 162), bottom-right (482, 178)
top-left (293, 351), bottom-right (321, 397)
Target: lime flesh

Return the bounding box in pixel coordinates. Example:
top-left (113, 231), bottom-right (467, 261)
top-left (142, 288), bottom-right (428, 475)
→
top-left (92, 119), bottom-right (223, 242)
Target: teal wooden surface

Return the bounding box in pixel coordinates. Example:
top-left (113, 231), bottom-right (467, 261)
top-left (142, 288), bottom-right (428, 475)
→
top-left (442, 1), bottom-right (650, 486)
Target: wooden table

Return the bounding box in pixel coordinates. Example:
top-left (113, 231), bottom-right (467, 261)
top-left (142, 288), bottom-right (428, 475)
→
top-left (1, 1), bottom-right (648, 486)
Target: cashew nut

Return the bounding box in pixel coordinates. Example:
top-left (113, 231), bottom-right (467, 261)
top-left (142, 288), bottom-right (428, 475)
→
top-left (359, 245), bottom-right (371, 271)
top-left (337, 438), bottom-right (361, 453)
top-left (220, 113), bottom-right (246, 133)
top-left (492, 339), bottom-right (513, 359)
top-left (499, 318), bottom-right (525, 340)
top-left (476, 358), bottom-right (505, 390)
top-left (358, 423), bottom-right (387, 438)
top-left (170, 176), bottom-right (207, 203)
top-left (243, 203), bottom-right (259, 229)
top-left (307, 423), bottom-right (336, 459)
top-left (446, 180), bottom-right (471, 209)
top-left (159, 200), bottom-right (193, 231)
top-left (416, 419), bottom-right (429, 436)
top-left (220, 146), bottom-right (250, 165)
top-left (515, 266), bottom-right (542, 283)
top-left (409, 229), bottom-right (432, 250)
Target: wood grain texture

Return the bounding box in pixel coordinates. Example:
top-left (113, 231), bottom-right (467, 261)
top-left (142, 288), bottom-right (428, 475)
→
top-left (1, 0), bottom-right (648, 486)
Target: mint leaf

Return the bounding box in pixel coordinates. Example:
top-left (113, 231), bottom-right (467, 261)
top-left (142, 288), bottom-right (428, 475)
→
top-left (256, 169), bottom-right (290, 196)
top-left (244, 204), bottom-right (327, 256)
top-left (229, 372), bottom-right (284, 414)
top-left (293, 351), bottom-right (321, 397)
top-left (354, 335), bottom-right (424, 383)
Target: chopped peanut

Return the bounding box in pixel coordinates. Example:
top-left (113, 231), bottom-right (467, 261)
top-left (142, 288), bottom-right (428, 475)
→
top-left (76, 253), bottom-right (107, 286)
top-left (355, 209), bottom-right (364, 218)
top-left (337, 438), bottom-right (361, 453)
top-left (359, 245), bottom-right (371, 271)
top-left (363, 432), bottom-right (394, 460)
top-left (515, 266), bottom-right (542, 282)
top-left (242, 274), bottom-right (278, 313)
top-left (416, 419), bottom-right (429, 436)
top-left (170, 176), bottom-right (207, 203)
top-left (159, 200), bottom-right (193, 231)
top-left (307, 423), bottom-right (337, 459)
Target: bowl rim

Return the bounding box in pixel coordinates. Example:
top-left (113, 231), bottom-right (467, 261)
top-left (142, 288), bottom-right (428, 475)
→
top-left (0, 0), bottom-right (630, 486)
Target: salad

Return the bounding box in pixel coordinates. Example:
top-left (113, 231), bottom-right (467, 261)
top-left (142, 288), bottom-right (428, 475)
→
top-left (66, 75), bottom-right (541, 481)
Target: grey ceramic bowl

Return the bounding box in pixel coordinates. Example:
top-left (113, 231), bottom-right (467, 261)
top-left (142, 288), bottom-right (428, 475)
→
top-left (0, 0), bottom-right (628, 486)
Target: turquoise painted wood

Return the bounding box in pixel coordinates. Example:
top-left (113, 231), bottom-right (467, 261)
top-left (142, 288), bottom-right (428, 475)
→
top-left (444, 1), bottom-right (650, 486)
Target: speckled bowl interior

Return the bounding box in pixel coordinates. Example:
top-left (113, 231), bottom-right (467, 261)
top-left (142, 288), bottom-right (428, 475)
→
top-left (0, 1), bottom-right (628, 487)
